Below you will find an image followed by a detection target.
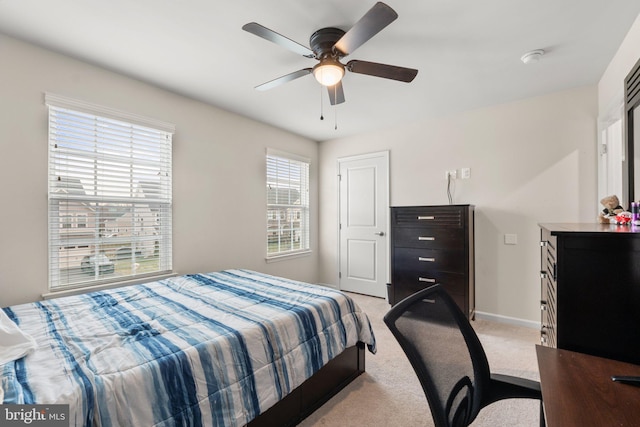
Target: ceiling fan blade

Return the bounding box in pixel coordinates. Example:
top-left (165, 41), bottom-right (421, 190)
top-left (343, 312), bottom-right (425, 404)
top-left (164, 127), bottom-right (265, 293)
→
top-left (347, 60), bottom-right (418, 82)
top-left (255, 68), bottom-right (313, 91)
top-left (333, 2), bottom-right (398, 56)
top-left (242, 22), bottom-right (314, 58)
top-left (327, 81), bottom-right (345, 105)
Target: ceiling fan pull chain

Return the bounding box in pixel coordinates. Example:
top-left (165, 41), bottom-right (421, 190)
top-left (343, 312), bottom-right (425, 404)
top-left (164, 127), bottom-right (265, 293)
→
top-left (334, 85), bottom-right (338, 130)
top-left (320, 84), bottom-right (324, 120)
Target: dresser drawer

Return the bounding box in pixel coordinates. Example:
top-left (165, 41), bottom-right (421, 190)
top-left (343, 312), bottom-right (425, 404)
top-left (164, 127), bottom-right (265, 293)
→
top-left (392, 273), bottom-right (466, 308)
top-left (392, 206), bottom-right (464, 228)
top-left (393, 270), bottom-right (466, 295)
top-left (393, 247), bottom-right (464, 273)
top-left (393, 227), bottom-right (464, 250)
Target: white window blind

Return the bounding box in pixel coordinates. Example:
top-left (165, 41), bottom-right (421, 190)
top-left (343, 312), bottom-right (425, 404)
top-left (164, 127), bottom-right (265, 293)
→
top-left (46, 94), bottom-right (173, 291)
top-left (266, 149), bottom-right (310, 258)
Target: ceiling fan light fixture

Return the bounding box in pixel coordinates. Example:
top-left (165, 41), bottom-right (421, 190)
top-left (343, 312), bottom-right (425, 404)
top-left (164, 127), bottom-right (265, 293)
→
top-left (313, 59), bottom-right (345, 86)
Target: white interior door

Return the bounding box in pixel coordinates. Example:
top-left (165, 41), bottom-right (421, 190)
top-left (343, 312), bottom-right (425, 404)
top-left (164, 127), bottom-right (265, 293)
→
top-left (338, 151), bottom-right (389, 298)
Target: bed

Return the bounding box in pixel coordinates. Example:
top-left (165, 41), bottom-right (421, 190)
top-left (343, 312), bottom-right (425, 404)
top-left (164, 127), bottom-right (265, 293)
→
top-left (0, 269), bottom-right (376, 426)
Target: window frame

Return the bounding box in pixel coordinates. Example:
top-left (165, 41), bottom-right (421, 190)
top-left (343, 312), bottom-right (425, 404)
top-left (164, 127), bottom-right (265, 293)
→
top-left (46, 93), bottom-right (174, 292)
top-left (266, 148), bottom-right (311, 260)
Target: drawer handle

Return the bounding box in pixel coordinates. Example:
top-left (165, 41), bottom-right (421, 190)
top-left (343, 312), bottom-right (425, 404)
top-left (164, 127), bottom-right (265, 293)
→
top-left (540, 240), bottom-right (548, 247)
top-left (540, 326), bottom-right (548, 344)
top-left (418, 257), bottom-right (435, 262)
top-left (419, 277), bottom-right (436, 283)
top-left (540, 271), bottom-right (547, 279)
top-left (417, 216), bottom-right (435, 220)
top-left (418, 236), bottom-right (435, 241)
top-left (540, 300), bottom-right (547, 311)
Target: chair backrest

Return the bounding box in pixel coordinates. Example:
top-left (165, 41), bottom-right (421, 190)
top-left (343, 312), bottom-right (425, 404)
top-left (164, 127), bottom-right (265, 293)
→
top-left (383, 285), bottom-right (491, 427)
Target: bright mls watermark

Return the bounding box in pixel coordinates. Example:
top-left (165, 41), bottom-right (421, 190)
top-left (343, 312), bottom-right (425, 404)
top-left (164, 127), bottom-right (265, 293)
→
top-left (1, 405), bottom-right (69, 426)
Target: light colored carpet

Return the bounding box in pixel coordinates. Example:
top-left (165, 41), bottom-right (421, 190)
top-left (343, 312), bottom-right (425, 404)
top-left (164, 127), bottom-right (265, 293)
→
top-left (300, 292), bottom-right (542, 427)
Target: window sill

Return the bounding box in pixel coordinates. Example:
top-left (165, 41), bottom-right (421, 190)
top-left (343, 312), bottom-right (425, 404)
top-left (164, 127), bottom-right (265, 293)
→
top-left (265, 250), bottom-right (312, 263)
top-left (42, 272), bottom-right (176, 300)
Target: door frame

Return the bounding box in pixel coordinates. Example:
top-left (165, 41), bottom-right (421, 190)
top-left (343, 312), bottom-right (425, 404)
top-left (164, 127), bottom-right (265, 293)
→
top-left (337, 150), bottom-right (390, 297)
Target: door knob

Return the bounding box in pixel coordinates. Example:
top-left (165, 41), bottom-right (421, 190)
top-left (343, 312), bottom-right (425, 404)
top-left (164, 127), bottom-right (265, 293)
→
top-left (374, 231), bottom-right (385, 236)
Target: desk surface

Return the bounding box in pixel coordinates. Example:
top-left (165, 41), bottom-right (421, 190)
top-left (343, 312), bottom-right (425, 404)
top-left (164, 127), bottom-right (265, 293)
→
top-left (536, 345), bottom-right (640, 427)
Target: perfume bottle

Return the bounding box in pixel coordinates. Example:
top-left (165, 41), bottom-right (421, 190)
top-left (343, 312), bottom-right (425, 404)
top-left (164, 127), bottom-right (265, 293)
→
top-left (633, 202), bottom-right (640, 225)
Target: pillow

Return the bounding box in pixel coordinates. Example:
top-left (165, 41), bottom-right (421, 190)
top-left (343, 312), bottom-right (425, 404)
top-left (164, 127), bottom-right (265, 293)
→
top-left (0, 309), bottom-right (36, 366)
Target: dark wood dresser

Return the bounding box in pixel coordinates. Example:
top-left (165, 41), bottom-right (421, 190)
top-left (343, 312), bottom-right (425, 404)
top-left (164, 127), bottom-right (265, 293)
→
top-left (539, 223), bottom-right (640, 364)
top-left (389, 205), bottom-right (475, 319)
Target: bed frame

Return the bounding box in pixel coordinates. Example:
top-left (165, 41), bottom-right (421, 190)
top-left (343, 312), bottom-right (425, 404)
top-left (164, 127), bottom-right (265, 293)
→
top-left (247, 342), bottom-right (366, 427)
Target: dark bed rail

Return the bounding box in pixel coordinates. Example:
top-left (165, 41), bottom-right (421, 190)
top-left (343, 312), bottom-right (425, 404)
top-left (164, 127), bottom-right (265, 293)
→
top-left (247, 342), bottom-right (365, 427)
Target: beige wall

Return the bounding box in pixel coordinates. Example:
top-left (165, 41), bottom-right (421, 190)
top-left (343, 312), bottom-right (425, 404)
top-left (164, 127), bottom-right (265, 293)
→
top-left (599, 13), bottom-right (640, 117)
top-left (319, 86), bottom-right (598, 324)
top-left (0, 35), bottom-right (318, 307)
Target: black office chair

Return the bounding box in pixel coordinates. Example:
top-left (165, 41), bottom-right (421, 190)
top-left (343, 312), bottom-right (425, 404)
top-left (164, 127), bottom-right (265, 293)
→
top-left (383, 285), bottom-right (544, 427)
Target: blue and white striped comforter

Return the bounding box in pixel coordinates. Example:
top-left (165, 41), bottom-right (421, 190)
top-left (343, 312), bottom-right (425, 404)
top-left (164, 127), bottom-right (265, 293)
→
top-left (1, 269), bottom-right (376, 426)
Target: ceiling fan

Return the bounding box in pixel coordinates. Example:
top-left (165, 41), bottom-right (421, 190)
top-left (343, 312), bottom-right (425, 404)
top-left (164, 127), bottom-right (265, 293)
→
top-left (242, 2), bottom-right (418, 105)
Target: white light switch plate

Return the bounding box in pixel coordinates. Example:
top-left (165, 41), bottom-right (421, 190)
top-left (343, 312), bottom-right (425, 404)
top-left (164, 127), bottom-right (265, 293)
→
top-left (504, 234), bottom-right (518, 245)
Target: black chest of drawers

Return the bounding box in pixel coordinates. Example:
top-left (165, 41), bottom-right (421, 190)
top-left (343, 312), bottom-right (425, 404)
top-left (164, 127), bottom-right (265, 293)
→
top-left (390, 205), bottom-right (475, 319)
top-left (539, 223), bottom-right (640, 364)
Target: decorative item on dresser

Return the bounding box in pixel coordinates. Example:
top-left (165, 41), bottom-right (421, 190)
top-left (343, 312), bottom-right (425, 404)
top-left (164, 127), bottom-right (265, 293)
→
top-left (539, 223), bottom-right (640, 365)
top-left (389, 205), bottom-right (475, 319)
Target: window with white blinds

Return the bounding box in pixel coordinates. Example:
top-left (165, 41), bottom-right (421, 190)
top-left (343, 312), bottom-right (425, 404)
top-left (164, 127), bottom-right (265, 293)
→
top-left (46, 94), bottom-right (174, 291)
top-left (266, 149), bottom-right (310, 258)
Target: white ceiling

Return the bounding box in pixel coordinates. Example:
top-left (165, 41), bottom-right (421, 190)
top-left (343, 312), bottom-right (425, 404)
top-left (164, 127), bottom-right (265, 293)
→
top-left (1, 1), bottom-right (639, 141)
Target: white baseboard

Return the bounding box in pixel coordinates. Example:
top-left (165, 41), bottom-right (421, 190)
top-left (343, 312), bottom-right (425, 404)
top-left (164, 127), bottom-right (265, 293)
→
top-left (474, 310), bottom-right (540, 330)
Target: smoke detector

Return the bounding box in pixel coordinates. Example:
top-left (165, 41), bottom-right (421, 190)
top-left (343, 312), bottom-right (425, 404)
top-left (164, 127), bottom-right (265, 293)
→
top-left (521, 49), bottom-right (545, 64)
